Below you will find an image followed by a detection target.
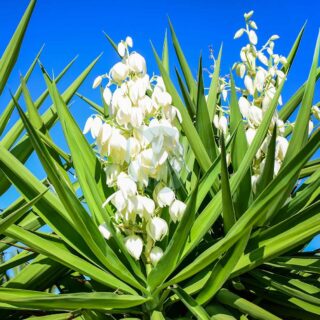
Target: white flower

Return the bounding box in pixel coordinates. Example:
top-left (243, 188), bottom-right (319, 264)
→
top-left (312, 105), bottom-right (320, 120)
top-left (234, 28), bottom-right (245, 39)
top-left (83, 116), bottom-right (94, 135)
top-left (117, 173), bottom-right (137, 197)
top-left (276, 137), bottom-right (289, 161)
top-left (246, 127), bottom-right (256, 145)
top-left (91, 117), bottom-right (103, 139)
top-left (97, 123), bottom-right (112, 153)
top-left (257, 52), bottom-right (269, 66)
top-left (270, 35), bottom-right (280, 41)
top-left (244, 75), bottom-right (254, 95)
top-left (251, 174), bottom-right (259, 193)
top-left (238, 97), bottom-right (250, 118)
top-left (92, 75), bottom-right (102, 89)
top-left (152, 86), bottom-right (172, 108)
top-left (126, 36), bottom-right (133, 47)
top-left (107, 131), bottom-right (127, 164)
top-left (249, 30), bottom-right (258, 45)
top-left (103, 87), bottom-right (112, 106)
top-left (169, 199), bottom-right (187, 223)
top-left (156, 186), bottom-right (175, 207)
top-left (110, 62), bottom-right (129, 83)
top-left (125, 235), bottom-right (143, 260)
top-left (248, 106), bottom-right (263, 126)
top-left (117, 41), bottom-right (126, 57)
top-left (220, 115), bottom-right (228, 135)
top-left (147, 217), bottom-right (168, 241)
top-left (126, 137), bottom-right (141, 160)
top-left (99, 223), bottom-right (112, 240)
top-left (134, 195), bottom-right (155, 219)
top-left (130, 107), bottom-right (144, 128)
top-left (150, 246), bottom-right (163, 265)
top-left (128, 52), bottom-right (146, 75)
top-left (244, 10), bottom-right (254, 20)
top-left (255, 69), bottom-right (266, 92)
top-left (105, 164), bottom-right (121, 187)
top-left (309, 120), bottom-right (314, 135)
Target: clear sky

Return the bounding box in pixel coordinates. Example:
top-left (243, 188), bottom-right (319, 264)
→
top-left (0, 0), bottom-right (319, 249)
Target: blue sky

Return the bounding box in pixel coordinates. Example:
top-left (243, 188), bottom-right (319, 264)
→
top-left (0, 0), bottom-right (319, 249)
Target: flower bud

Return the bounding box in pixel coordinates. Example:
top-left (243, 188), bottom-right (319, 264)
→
top-left (125, 235), bottom-right (143, 260)
top-left (234, 28), bottom-right (245, 39)
top-left (249, 30), bottom-right (258, 45)
top-left (244, 75), bottom-right (254, 95)
top-left (244, 10), bottom-right (254, 20)
top-left (150, 246), bottom-right (163, 265)
top-left (103, 86), bottom-right (112, 106)
top-left (169, 199), bottom-right (187, 223)
top-left (92, 75), bottom-right (102, 89)
top-left (98, 223), bottom-right (112, 240)
top-left (126, 36), bottom-right (133, 47)
top-left (147, 217), bottom-right (168, 241)
top-left (117, 41), bottom-right (126, 57)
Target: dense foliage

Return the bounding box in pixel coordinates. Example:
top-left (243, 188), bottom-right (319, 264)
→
top-left (0, 1), bottom-right (319, 319)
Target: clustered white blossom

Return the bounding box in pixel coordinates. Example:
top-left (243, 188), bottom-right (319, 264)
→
top-left (211, 11), bottom-right (318, 193)
top-left (84, 37), bottom-right (186, 264)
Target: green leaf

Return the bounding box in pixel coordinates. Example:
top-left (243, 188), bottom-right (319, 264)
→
top-left (284, 31), bottom-right (320, 164)
top-left (0, 0), bottom-right (36, 94)
top-left (220, 135), bottom-right (236, 233)
top-left (172, 286), bottom-right (210, 320)
top-left (216, 289), bottom-right (281, 320)
top-left (162, 30), bottom-right (169, 73)
top-left (196, 232), bottom-right (249, 305)
top-left (168, 18), bottom-right (197, 101)
top-left (229, 73), bottom-right (250, 216)
top-left (4, 224), bottom-right (137, 295)
top-left (196, 56), bottom-right (217, 161)
top-left (0, 288), bottom-right (147, 310)
top-left (0, 189), bottom-right (47, 234)
top-left (0, 46), bottom-right (43, 136)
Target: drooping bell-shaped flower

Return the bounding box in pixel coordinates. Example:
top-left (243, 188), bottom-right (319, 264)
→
top-left (98, 223), bottom-right (112, 240)
top-left (169, 199), bottom-right (187, 223)
top-left (128, 52), bottom-right (146, 75)
top-left (150, 246), bottom-right (164, 265)
top-left (117, 173), bottom-right (137, 197)
top-left (126, 36), bottom-right (133, 47)
top-left (249, 30), bottom-right (258, 45)
top-left (147, 217), bottom-right (168, 241)
top-left (107, 131), bottom-right (127, 164)
top-left (156, 186), bottom-right (175, 208)
top-left (124, 235), bottom-right (143, 260)
top-left (238, 97), bottom-right (250, 118)
top-left (110, 62), bottom-right (129, 83)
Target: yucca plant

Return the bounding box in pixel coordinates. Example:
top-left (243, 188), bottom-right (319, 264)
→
top-left (1, 1), bottom-right (320, 319)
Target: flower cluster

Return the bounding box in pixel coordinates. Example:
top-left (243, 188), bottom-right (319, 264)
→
top-left (84, 37), bottom-right (186, 263)
top-left (211, 11), bottom-right (318, 193)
